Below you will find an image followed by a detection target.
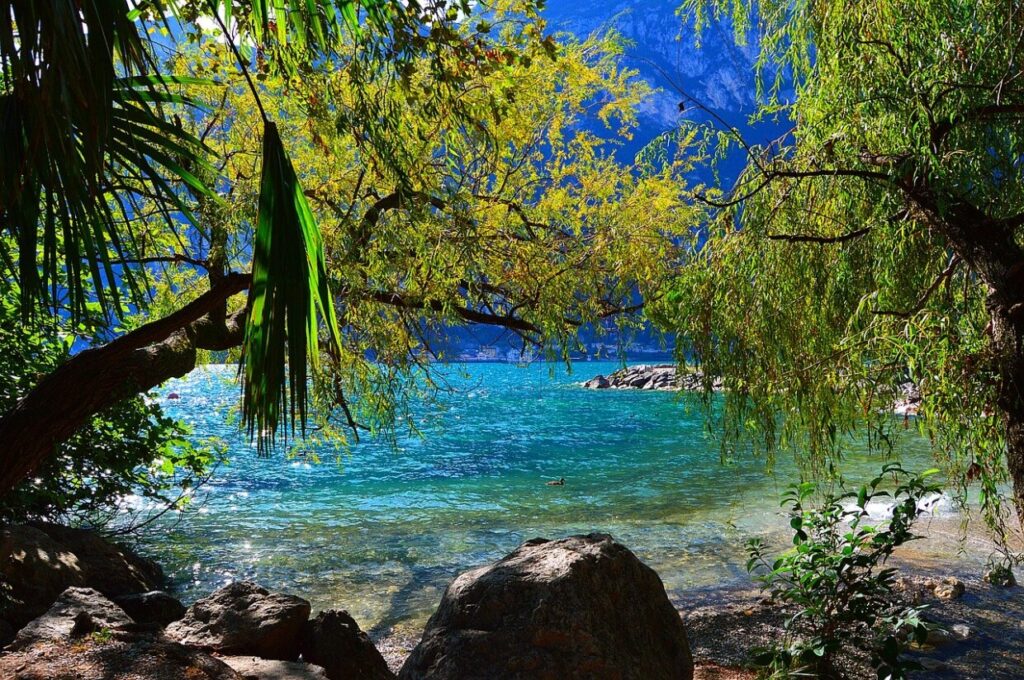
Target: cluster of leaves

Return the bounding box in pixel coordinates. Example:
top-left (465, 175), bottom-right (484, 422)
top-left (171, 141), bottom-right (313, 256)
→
top-left (747, 464), bottom-right (942, 679)
top-left (659, 0), bottom-right (1024, 534)
top-left (141, 18), bottom-right (690, 454)
top-left (0, 291), bottom-right (220, 530)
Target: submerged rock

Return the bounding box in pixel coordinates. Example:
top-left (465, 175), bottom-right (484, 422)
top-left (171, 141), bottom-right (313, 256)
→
top-left (165, 581), bottom-right (310, 661)
top-left (399, 533), bottom-right (693, 680)
top-left (112, 590), bottom-right (186, 627)
top-left (300, 610), bottom-right (395, 680)
top-left (0, 522), bottom-right (162, 629)
top-left (11, 587), bottom-right (134, 650)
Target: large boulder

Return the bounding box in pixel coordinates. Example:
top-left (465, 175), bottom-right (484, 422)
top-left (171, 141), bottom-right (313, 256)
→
top-left (10, 587), bottom-right (134, 651)
top-left (0, 633), bottom-right (244, 680)
top-left (399, 533), bottom-right (693, 680)
top-left (0, 522), bottom-right (162, 628)
top-left (165, 581), bottom-right (311, 661)
top-left (112, 590), bottom-right (186, 627)
top-left (300, 609), bottom-right (395, 680)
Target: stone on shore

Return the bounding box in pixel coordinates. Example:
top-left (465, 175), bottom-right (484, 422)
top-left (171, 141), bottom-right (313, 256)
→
top-left (300, 609), bottom-right (396, 680)
top-left (10, 587), bottom-right (134, 651)
top-left (221, 655), bottom-right (329, 680)
top-left (112, 590), bottom-right (186, 627)
top-left (399, 533), bottom-right (693, 680)
top-left (165, 581), bottom-right (311, 661)
top-left (0, 522), bottom-right (162, 629)
top-left (927, 576), bottom-right (965, 601)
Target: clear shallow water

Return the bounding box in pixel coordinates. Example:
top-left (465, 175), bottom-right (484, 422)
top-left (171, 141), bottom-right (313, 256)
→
top-left (146, 362), bottom-right (941, 633)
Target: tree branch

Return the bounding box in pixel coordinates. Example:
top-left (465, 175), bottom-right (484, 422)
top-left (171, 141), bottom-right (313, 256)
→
top-left (767, 227), bottom-right (872, 244)
top-left (874, 256), bottom-right (962, 318)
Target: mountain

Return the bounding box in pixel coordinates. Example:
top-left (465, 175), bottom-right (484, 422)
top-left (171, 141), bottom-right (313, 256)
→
top-left (445, 1), bottom-right (781, 358)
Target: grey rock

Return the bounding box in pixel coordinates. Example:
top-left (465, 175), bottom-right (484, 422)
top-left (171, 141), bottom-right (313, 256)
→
top-left (10, 587), bottom-right (134, 650)
top-left (399, 533), bottom-right (693, 680)
top-left (113, 590), bottom-right (186, 626)
top-left (166, 581), bottom-right (311, 661)
top-left (222, 655), bottom-right (329, 680)
top-left (951, 623), bottom-right (972, 640)
top-left (582, 375), bottom-right (610, 389)
top-left (300, 610), bottom-right (395, 680)
top-left (0, 522), bottom-right (162, 628)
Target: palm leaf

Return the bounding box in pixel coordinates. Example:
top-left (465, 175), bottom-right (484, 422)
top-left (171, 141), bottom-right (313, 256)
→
top-left (241, 122), bottom-right (341, 451)
top-left (0, 0), bottom-right (218, 320)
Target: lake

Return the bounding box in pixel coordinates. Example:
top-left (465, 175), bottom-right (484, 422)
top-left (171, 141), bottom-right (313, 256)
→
top-left (142, 361), bottom-right (953, 634)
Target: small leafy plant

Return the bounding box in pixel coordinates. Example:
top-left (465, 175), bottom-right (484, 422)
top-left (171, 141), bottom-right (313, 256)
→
top-left (746, 463), bottom-right (942, 679)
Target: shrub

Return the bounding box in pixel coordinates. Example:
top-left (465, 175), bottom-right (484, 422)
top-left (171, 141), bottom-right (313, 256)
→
top-left (0, 292), bottom-right (220, 530)
top-left (746, 463), bottom-right (941, 679)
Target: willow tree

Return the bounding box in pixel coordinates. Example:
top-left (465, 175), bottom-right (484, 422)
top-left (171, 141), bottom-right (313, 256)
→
top-left (0, 0), bottom-right (688, 491)
top-left (140, 23), bottom-right (688, 447)
top-left (0, 0), bottom-right (524, 491)
top-left (661, 0), bottom-right (1024, 530)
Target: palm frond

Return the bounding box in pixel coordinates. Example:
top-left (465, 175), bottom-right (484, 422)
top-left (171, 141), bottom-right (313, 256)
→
top-left (0, 0), bottom-right (217, 320)
top-left (241, 122), bottom-right (341, 452)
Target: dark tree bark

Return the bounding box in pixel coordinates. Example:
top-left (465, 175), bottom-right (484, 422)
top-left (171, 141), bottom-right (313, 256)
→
top-left (0, 273), bottom-right (251, 497)
top-left (988, 290), bottom-right (1024, 528)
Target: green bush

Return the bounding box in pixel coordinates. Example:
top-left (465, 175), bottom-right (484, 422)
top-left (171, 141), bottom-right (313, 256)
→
top-left (0, 293), bottom-right (219, 530)
top-left (746, 463), bottom-right (941, 679)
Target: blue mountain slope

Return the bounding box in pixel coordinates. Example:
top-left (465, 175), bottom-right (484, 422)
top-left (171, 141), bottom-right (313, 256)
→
top-left (443, 2), bottom-right (786, 356)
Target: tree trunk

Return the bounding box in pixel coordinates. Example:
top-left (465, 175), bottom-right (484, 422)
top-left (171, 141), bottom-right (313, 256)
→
top-left (0, 273), bottom-right (250, 498)
top-left (990, 296), bottom-right (1024, 528)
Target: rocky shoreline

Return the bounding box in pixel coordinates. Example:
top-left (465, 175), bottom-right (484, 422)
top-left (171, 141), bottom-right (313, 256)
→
top-left (583, 365), bottom-right (924, 416)
top-left (582, 364), bottom-right (720, 392)
top-left (2, 523), bottom-right (1020, 679)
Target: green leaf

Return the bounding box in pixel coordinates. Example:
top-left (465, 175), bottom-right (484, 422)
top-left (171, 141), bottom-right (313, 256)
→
top-left (241, 121), bottom-right (342, 453)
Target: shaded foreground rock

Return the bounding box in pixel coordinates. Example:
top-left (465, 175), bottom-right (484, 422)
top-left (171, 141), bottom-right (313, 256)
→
top-left (165, 581), bottom-right (310, 660)
top-left (221, 655), bottom-right (328, 680)
top-left (11, 587), bottom-right (134, 651)
top-left (0, 634), bottom-right (243, 679)
top-left (300, 609), bottom-right (395, 680)
top-left (399, 533), bottom-right (693, 680)
top-left (112, 590), bottom-right (185, 627)
top-left (0, 522), bottom-right (162, 628)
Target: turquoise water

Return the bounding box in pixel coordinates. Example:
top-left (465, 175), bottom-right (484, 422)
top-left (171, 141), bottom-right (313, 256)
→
top-left (145, 362), bottom-right (939, 633)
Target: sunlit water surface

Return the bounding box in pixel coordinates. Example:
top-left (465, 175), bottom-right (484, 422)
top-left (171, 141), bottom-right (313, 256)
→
top-left (142, 362), bottom-right (968, 634)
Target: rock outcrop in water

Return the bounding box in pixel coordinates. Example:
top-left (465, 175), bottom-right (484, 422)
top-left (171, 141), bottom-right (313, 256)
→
top-left (583, 364), bottom-right (720, 392)
top-left (399, 533), bottom-right (694, 680)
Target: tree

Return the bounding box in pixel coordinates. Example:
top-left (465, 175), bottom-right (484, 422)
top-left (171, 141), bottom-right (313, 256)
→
top-left (0, 1), bottom-right (687, 492)
top-left (0, 285), bottom-right (219, 529)
top-left (662, 0), bottom-right (1024, 530)
top-left (0, 0), bottom-right (537, 492)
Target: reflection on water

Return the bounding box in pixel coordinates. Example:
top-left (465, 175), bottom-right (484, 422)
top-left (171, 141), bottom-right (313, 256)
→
top-left (142, 362), bottom-right (972, 632)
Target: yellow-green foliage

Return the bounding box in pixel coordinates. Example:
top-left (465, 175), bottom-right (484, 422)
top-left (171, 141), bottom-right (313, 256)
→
top-left (136, 10), bottom-right (692, 454)
top-left (665, 0), bottom-right (1023, 534)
